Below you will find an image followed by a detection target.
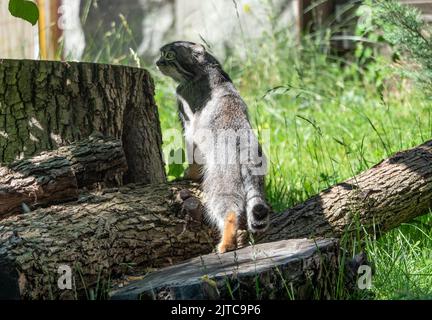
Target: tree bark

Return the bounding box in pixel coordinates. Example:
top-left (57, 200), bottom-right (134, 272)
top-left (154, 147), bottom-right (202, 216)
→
top-left (0, 59), bottom-right (165, 184)
top-left (109, 239), bottom-right (342, 300)
top-left (0, 140), bottom-right (431, 299)
top-left (0, 137), bottom-right (127, 218)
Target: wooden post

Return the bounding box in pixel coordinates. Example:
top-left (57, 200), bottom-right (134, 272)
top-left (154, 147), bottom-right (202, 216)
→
top-left (36, 0), bottom-right (47, 59)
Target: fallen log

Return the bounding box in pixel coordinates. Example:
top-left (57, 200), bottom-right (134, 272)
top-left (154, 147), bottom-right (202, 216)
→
top-left (0, 59), bottom-right (166, 184)
top-left (0, 181), bottom-right (216, 299)
top-left (109, 239), bottom-right (340, 300)
top-left (0, 137), bottom-right (127, 218)
top-left (0, 140), bottom-right (431, 299)
top-left (261, 139), bottom-right (432, 242)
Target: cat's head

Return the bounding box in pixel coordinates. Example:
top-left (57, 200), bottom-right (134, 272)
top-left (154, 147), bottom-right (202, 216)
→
top-left (156, 41), bottom-right (229, 83)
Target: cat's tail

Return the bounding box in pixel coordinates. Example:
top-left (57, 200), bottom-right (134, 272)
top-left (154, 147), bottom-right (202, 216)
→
top-left (242, 154), bottom-right (270, 233)
top-left (245, 187), bottom-right (270, 233)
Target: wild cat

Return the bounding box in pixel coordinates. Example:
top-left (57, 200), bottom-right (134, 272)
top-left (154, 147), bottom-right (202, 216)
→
top-left (156, 41), bottom-right (269, 253)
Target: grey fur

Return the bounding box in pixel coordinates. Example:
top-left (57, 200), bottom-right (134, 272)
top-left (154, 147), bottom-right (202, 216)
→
top-left (157, 41), bottom-right (269, 235)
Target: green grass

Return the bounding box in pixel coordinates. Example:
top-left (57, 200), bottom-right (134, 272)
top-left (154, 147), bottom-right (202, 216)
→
top-left (79, 4), bottom-right (432, 300)
top-left (364, 214), bottom-right (432, 299)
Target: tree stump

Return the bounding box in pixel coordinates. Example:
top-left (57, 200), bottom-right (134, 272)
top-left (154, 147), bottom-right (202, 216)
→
top-left (0, 59), bottom-right (165, 184)
top-left (109, 239), bottom-right (341, 300)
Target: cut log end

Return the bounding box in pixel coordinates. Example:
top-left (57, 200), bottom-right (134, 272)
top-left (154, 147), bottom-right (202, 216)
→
top-left (109, 238), bottom-right (340, 300)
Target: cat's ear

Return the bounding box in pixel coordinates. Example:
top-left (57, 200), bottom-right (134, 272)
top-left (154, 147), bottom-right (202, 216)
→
top-left (191, 44), bottom-right (205, 55)
top-left (191, 44), bottom-right (206, 63)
